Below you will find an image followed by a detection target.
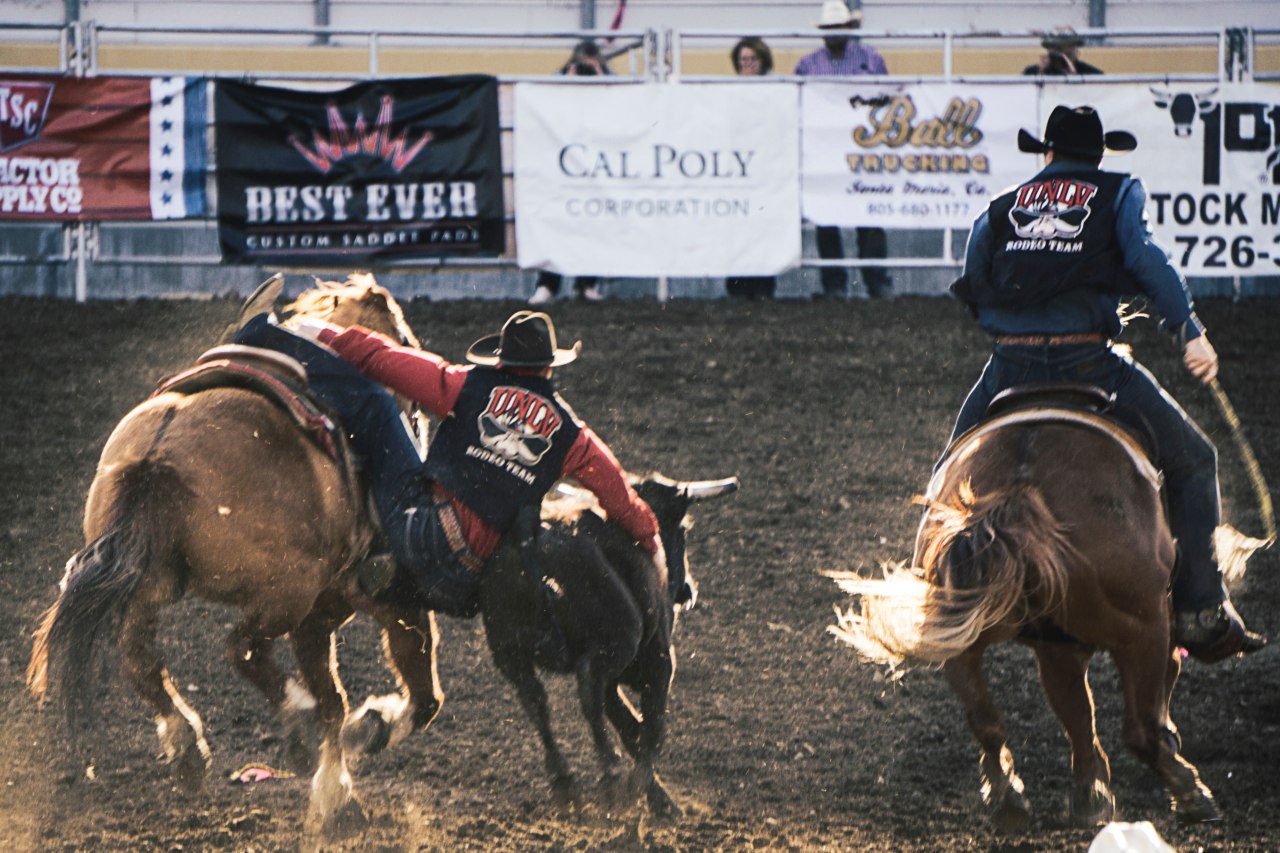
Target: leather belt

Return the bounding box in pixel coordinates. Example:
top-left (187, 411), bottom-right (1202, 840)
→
top-left (434, 494), bottom-right (484, 573)
top-left (995, 333), bottom-right (1109, 347)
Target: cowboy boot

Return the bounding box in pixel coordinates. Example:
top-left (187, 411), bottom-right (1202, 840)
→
top-left (219, 274), bottom-right (285, 343)
top-left (1175, 599), bottom-right (1267, 662)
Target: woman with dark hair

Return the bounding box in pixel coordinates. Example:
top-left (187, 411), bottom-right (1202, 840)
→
top-left (725, 36), bottom-right (778, 300)
top-left (730, 36), bottom-right (774, 76)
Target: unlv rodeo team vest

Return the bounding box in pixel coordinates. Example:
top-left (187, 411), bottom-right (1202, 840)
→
top-left (953, 168), bottom-right (1141, 309)
top-left (423, 367), bottom-right (581, 532)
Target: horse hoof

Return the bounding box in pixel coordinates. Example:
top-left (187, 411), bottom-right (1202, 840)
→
top-left (331, 798), bottom-right (369, 834)
top-left (341, 710), bottom-right (391, 757)
top-left (550, 775), bottom-right (582, 811)
top-left (1067, 782), bottom-right (1115, 828)
top-left (989, 790), bottom-right (1032, 833)
top-left (647, 783), bottom-right (682, 819)
top-left (1175, 794), bottom-right (1223, 824)
top-left (309, 797), bottom-right (367, 838)
top-left (172, 744), bottom-right (210, 794)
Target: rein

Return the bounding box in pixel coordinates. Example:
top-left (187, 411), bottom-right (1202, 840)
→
top-left (1208, 378), bottom-right (1276, 547)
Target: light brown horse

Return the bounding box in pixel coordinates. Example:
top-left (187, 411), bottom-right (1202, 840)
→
top-left (27, 274), bottom-right (441, 832)
top-left (830, 410), bottom-right (1257, 831)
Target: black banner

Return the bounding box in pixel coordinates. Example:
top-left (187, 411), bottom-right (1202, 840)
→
top-left (215, 76), bottom-right (504, 264)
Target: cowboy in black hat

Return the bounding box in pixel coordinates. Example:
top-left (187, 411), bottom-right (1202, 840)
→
top-left (949, 105), bottom-right (1264, 662)
top-left (234, 307), bottom-right (664, 617)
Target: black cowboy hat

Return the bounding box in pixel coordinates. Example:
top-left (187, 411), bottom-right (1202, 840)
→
top-left (1018, 105), bottom-right (1137, 160)
top-left (465, 310), bottom-right (581, 368)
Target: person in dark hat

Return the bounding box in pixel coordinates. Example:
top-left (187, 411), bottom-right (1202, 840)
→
top-left (948, 104), bottom-right (1264, 662)
top-left (233, 308), bottom-right (663, 618)
top-left (1023, 27), bottom-right (1104, 76)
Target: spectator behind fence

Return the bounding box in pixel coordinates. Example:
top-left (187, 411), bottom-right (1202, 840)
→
top-left (725, 36), bottom-right (779, 300)
top-left (530, 39), bottom-right (613, 305)
top-left (795, 0), bottom-right (894, 300)
top-left (1023, 27), bottom-right (1104, 76)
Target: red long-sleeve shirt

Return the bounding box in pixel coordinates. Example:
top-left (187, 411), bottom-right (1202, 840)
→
top-left (317, 325), bottom-right (660, 560)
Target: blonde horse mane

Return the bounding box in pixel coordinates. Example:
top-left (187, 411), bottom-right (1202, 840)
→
top-left (285, 273), bottom-right (421, 349)
top-left (830, 481), bottom-right (1075, 667)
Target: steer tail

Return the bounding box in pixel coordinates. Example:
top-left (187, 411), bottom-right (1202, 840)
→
top-left (27, 459), bottom-right (186, 735)
top-left (831, 482), bottom-right (1074, 666)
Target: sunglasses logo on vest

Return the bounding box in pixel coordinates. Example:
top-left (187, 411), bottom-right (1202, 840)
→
top-left (477, 386), bottom-right (563, 467)
top-left (1009, 178), bottom-right (1099, 240)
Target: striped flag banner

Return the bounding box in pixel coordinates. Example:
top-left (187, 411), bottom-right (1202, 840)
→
top-left (0, 75), bottom-right (208, 221)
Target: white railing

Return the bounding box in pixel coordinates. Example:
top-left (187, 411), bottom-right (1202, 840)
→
top-left (0, 21), bottom-right (1268, 299)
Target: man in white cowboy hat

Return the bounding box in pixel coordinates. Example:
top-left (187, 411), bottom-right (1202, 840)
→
top-left (795, 0), bottom-right (894, 300)
top-left (234, 308), bottom-right (664, 618)
top-left (948, 105), bottom-right (1265, 662)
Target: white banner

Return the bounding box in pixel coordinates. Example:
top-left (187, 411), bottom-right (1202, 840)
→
top-left (514, 83), bottom-right (800, 277)
top-left (801, 83), bottom-right (1039, 230)
top-left (1050, 82), bottom-right (1280, 278)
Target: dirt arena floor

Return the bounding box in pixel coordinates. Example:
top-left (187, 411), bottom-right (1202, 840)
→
top-left (1, 290), bottom-right (1277, 852)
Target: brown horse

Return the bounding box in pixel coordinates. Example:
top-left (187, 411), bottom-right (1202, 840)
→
top-left (27, 274), bottom-right (441, 832)
top-left (829, 408), bottom-right (1259, 830)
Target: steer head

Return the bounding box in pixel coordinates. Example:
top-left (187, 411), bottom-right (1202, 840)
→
top-left (630, 473), bottom-right (740, 610)
top-left (1151, 86), bottom-right (1218, 138)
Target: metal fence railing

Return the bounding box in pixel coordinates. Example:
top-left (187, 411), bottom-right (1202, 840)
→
top-left (0, 22), bottom-right (1272, 300)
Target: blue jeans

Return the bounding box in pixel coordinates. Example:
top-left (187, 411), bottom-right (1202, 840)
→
top-left (948, 343), bottom-right (1224, 611)
top-left (234, 315), bottom-right (480, 615)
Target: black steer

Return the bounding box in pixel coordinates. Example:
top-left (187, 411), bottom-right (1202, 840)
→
top-left (480, 472), bottom-right (738, 816)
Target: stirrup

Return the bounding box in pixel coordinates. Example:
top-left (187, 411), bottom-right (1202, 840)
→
top-left (1175, 603), bottom-right (1266, 662)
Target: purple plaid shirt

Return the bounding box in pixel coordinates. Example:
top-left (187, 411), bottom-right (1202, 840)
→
top-left (794, 41), bottom-right (888, 76)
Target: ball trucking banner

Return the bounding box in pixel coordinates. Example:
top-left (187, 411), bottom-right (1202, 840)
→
top-left (215, 76), bottom-right (504, 265)
top-left (514, 82), bottom-right (800, 278)
top-left (801, 82), bottom-right (1039, 231)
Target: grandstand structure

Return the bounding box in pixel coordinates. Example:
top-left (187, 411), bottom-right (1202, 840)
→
top-left (2, 0), bottom-right (1277, 300)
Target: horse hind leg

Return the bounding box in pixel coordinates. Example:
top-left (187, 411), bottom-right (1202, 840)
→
top-left (342, 602), bottom-right (443, 758)
top-left (1114, 638), bottom-right (1221, 824)
top-left (120, 600), bottom-right (210, 792)
top-left (290, 607), bottom-right (364, 836)
top-left (225, 616), bottom-right (321, 775)
top-left (944, 647), bottom-right (1032, 833)
top-left (1032, 642), bottom-right (1114, 827)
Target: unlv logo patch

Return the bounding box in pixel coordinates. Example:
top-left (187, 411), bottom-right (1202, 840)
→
top-left (0, 81), bottom-right (55, 152)
top-left (477, 386), bottom-right (563, 467)
top-left (1009, 178), bottom-right (1099, 240)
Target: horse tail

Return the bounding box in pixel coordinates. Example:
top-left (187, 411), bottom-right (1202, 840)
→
top-left (831, 482), bottom-right (1074, 666)
top-left (27, 458), bottom-right (187, 734)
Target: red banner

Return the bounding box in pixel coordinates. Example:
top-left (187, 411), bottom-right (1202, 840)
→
top-left (0, 75), bottom-right (207, 221)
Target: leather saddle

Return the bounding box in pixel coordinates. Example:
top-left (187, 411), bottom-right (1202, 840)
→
top-left (155, 343), bottom-right (343, 463)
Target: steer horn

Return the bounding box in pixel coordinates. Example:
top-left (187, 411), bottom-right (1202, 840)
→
top-left (683, 477), bottom-right (740, 501)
